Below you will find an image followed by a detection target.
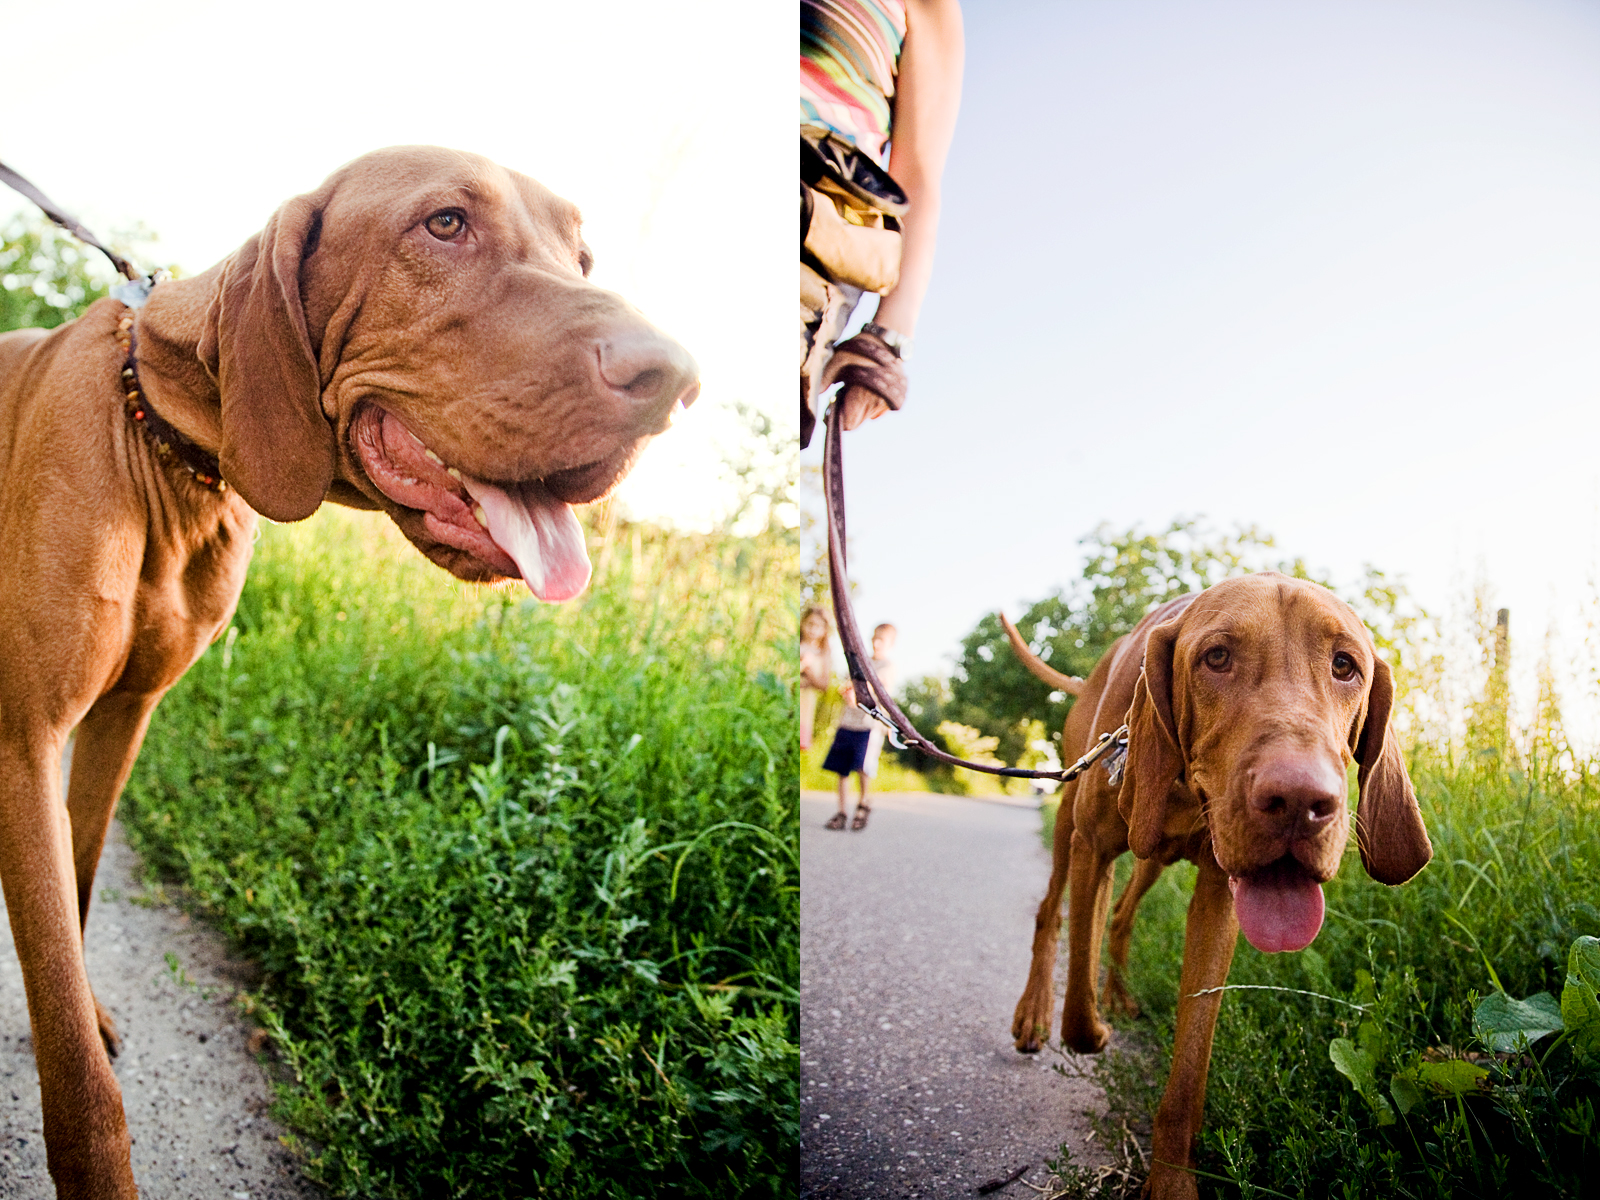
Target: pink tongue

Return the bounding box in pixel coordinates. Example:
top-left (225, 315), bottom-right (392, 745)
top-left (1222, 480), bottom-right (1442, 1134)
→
top-left (461, 475), bottom-right (591, 602)
top-left (1229, 867), bottom-right (1326, 953)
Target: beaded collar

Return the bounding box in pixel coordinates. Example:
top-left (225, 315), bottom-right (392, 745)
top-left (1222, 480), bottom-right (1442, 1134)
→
top-left (112, 296), bottom-right (226, 494)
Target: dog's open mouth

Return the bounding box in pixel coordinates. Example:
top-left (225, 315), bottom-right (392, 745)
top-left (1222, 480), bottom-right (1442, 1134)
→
top-left (1227, 856), bottom-right (1326, 954)
top-left (350, 405), bottom-right (593, 602)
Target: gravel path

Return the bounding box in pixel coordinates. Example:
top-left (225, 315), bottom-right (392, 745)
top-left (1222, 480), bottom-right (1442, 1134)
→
top-left (801, 788), bottom-right (1114, 1199)
top-left (0, 820), bottom-right (324, 1199)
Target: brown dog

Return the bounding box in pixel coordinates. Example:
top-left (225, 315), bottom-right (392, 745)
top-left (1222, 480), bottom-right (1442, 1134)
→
top-left (1005, 574), bottom-right (1431, 1200)
top-left (0, 146), bottom-right (698, 1198)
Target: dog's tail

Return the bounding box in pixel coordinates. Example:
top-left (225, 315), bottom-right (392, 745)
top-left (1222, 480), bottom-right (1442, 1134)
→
top-left (998, 612), bottom-right (1085, 695)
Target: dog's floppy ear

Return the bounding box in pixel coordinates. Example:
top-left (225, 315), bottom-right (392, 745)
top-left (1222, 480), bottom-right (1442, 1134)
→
top-left (200, 194), bottom-right (334, 521)
top-left (1353, 655), bottom-right (1432, 885)
top-left (1120, 617), bottom-right (1185, 859)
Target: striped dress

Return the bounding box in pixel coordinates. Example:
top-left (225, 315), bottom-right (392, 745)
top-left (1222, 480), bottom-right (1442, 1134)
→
top-left (801, 0), bottom-right (908, 168)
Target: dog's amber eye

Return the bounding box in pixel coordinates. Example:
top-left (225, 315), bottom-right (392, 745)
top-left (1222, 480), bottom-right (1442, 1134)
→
top-left (1203, 646), bottom-right (1230, 671)
top-left (425, 210), bottom-right (467, 240)
top-left (1332, 652), bottom-right (1358, 681)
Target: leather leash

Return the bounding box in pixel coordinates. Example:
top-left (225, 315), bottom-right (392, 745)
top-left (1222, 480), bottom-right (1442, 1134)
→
top-left (0, 159), bottom-right (138, 282)
top-left (822, 399), bottom-right (1127, 784)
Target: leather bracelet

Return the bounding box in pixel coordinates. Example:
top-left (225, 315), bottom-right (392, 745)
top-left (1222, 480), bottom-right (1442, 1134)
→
top-left (861, 321), bottom-right (911, 361)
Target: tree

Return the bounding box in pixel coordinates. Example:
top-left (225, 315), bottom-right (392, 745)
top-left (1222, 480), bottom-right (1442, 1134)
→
top-left (1, 214), bottom-right (168, 335)
top-left (720, 400), bottom-right (799, 536)
top-left (0, 216), bottom-right (113, 332)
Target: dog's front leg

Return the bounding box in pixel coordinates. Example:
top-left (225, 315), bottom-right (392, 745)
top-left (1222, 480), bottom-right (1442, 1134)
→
top-left (68, 689), bottom-right (164, 1058)
top-left (1144, 858), bottom-right (1238, 1200)
top-left (1013, 782), bottom-right (1078, 1052)
top-left (1058, 829), bottom-right (1118, 1053)
top-left (1103, 854), bottom-right (1164, 1018)
top-left (0, 734), bottom-right (137, 1200)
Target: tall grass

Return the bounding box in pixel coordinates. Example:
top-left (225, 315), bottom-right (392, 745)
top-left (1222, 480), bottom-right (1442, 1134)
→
top-left (1066, 749), bottom-right (1600, 1198)
top-left (120, 509), bottom-right (798, 1198)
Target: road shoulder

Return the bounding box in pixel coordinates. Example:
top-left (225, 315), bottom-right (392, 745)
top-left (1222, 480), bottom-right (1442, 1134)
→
top-left (801, 788), bottom-right (1114, 1198)
top-left (0, 821), bottom-right (324, 1199)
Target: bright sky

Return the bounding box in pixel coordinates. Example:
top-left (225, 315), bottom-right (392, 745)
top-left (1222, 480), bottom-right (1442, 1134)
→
top-left (803, 0), bottom-right (1600, 744)
top-left (0, 0), bottom-right (788, 533)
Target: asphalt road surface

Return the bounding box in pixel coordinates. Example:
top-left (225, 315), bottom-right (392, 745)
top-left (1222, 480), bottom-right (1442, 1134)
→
top-left (0, 821), bottom-right (323, 1199)
top-left (801, 788), bottom-right (1114, 1199)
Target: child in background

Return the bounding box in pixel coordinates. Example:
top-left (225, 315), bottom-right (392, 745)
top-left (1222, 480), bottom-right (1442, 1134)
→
top-left (822, 622), bottom-right (897, 831)
top-left (860, 624), bottom-right (897, 786)
top-left (800, 606), bottom-right (832, 751)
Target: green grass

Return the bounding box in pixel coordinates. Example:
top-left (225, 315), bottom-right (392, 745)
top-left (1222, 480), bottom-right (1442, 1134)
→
top-left (120, 508), bottom-right (798, 1198)
top-left (1061, 750), bottom-right (1600, 1198)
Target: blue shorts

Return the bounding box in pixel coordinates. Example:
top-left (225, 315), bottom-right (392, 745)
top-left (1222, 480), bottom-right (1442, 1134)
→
top-left (822, 727), bottom-right (872, 776)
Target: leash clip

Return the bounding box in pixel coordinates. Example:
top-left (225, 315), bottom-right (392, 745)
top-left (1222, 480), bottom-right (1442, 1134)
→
top-left (857, 700), bottom-right (908, 749)
top-left (110, 268), bottom-right (171, 311)
top-left (1059, 724), bottom-right (1130, 783)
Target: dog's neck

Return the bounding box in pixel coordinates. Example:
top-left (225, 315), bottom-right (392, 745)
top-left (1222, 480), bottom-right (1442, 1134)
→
top-left (129, 267), bottom-right (227, 457)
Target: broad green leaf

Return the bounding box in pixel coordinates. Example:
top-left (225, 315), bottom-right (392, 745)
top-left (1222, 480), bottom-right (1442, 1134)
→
top-left (1416, 1060), bottom-right (1490, 1094)
top-left (1474, 990), bottom-right (1564, 1053)
top-left (1563, 936), bottom-right (1600, 1057)
top-left (1330, 1038), bottom-right (1377, 1089)
top-left (1390, 1072), bottom-right (1424, 1115)
top-left (1330, 1038), bottom-right (1395, 1125)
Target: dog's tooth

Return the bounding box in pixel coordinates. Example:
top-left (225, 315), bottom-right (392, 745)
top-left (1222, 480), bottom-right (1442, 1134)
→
top-left (424, 449), bottom-right (443, 465)
top-left (446, 467), bottom-right (463, 481)
top-left (473, 505), bottom-right (489, 528)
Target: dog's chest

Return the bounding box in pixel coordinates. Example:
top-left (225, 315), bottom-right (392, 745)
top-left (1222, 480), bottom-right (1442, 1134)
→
top-left (118, 499), bottom-right (257, 694)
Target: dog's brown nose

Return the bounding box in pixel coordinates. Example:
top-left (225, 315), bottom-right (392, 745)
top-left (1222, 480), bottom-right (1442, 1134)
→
top-left (1247, 758), bottom-right (1345, 835)
top-left (597, 329), bottom-right (700, 420)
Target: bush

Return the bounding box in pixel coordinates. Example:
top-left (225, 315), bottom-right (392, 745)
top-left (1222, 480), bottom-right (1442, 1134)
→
top-left (122, 509), bottom-right (798, 1198)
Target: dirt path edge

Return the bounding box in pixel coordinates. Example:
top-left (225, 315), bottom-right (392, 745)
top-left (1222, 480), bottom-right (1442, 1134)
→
top-left (0, 820), bottom-right (325, 1199)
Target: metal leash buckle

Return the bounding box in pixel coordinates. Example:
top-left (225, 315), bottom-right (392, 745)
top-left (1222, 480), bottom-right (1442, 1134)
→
top-left (110, 268), bottom-right (171, 310)
top-left (1059, 724), bottom-right (1131, 783)
top-left (856, 699), bottom-right (910, 750)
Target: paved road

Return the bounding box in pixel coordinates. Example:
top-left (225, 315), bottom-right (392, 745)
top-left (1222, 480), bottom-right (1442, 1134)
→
top-left (0, 821), bottom-right (323, 1199)
top-left (801, 789), bottom-right (1113, 1199)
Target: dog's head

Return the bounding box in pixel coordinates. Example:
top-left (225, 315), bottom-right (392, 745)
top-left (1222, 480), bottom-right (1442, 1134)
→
top-left (1120, 573), bottom-right (1431, 953)
top-left (199, 145), bottom-right (699, 600)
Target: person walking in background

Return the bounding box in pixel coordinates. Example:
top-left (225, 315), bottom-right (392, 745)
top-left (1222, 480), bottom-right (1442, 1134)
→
top-left (800, 605), bottom-right (833, 751)
top-left (801, 0), bottom-right (964, 448)
top-left (822, 622), bottom-right (898, 830)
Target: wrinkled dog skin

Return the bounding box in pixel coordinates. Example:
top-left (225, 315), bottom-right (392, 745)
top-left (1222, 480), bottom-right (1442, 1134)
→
top-left (1005, 574), bottom-right (1431, 1200)
top-left (0, 146), bottom-right (697, 1198)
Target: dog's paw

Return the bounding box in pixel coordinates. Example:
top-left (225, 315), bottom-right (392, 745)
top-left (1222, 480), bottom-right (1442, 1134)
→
top-left (93, 994), bottom-right (122, 1060)
top-left (1060, 1014), bottom-right (1110, 1055)
top-left (1012, 992), bottom-right (1051, 1053)
top-left (1012, 1022), bottom-right (1047, 1054)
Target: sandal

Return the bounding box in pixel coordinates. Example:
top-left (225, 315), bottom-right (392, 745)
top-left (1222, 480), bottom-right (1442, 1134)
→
top-left (825, 812), bottom-right (848, 831)
top-left (851, 804), bottom-right (871, 831)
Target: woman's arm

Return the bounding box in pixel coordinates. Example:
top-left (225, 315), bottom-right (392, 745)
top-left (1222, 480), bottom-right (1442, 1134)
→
top-left (840, 0), bottom-right (964, 429)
